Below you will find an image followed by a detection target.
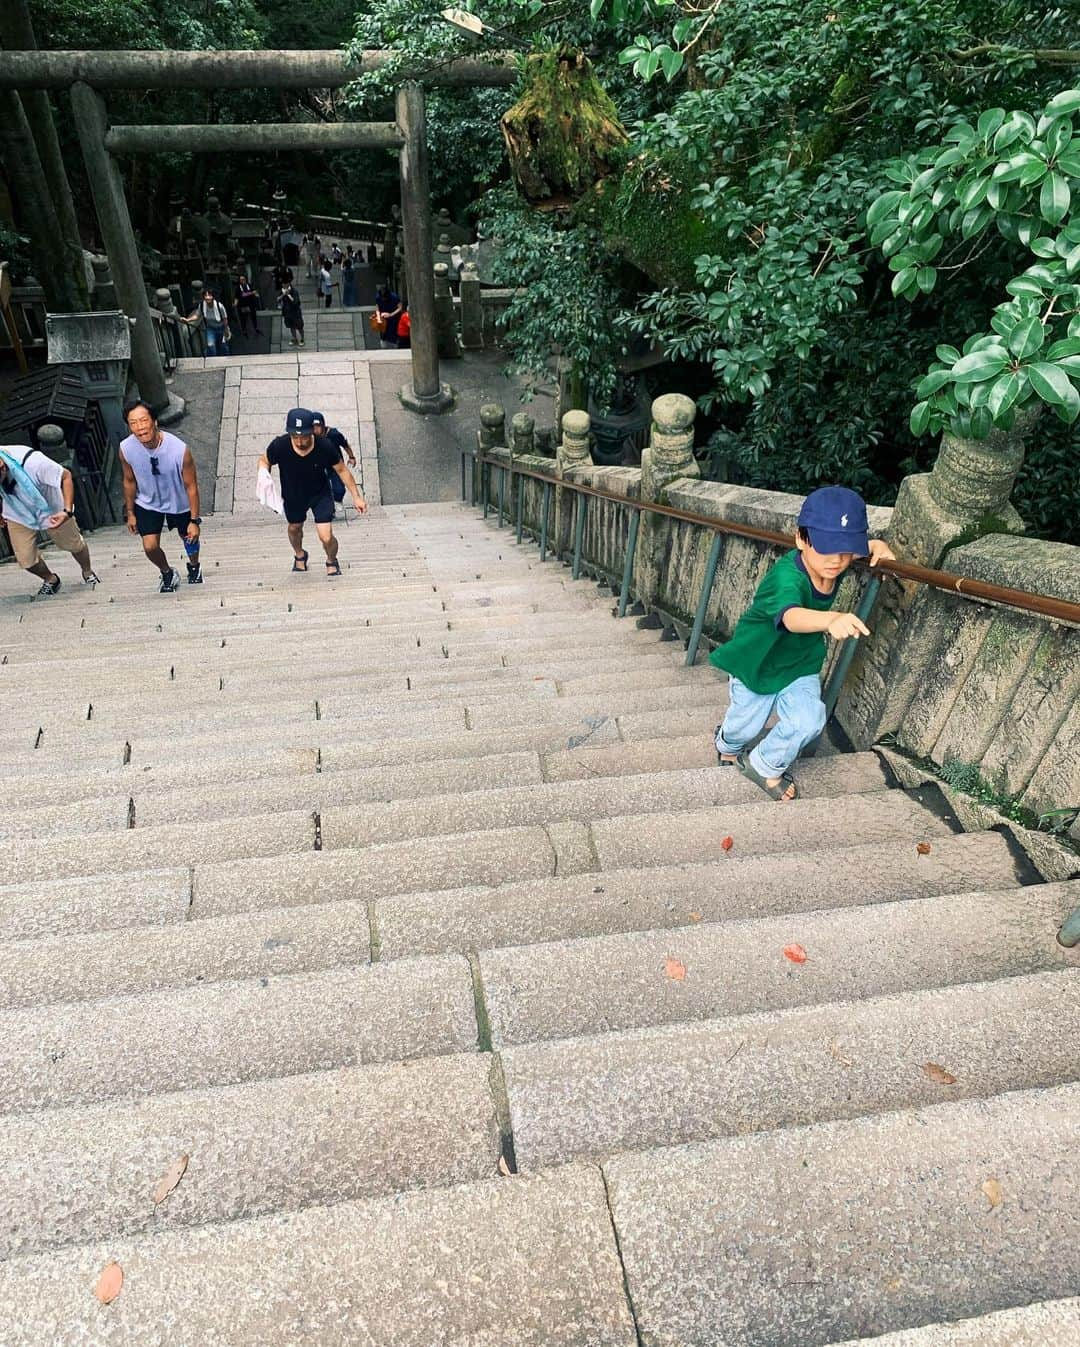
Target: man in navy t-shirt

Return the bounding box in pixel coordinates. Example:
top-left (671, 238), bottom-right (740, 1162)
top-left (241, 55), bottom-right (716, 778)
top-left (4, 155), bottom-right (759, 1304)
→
top-left (312, 412), bottom-right (358, 507)
top-left (258, 407), bottom-right (366, 577)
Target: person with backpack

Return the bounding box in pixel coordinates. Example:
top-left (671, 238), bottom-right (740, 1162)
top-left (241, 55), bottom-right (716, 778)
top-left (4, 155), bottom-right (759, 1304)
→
top-left (182, 286), bottom-right (231, 356)
top-left (0, 444), bottom-right (100, 596)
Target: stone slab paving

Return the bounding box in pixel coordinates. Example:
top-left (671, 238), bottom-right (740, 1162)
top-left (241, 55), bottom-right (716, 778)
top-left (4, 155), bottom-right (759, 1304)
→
top-left (829, 1297), bottom-right (1080, 1345)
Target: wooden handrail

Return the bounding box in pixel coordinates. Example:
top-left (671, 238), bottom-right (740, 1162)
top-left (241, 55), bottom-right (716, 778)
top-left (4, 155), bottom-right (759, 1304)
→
top-left (473, 453), bottom-right (1080, 627)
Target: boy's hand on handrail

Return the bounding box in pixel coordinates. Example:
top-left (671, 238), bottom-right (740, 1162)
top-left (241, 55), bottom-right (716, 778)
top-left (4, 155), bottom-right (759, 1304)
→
top-left (867, 539), bottom-right (896, 567)
top-left (827, 612), bottom-right (871, 640)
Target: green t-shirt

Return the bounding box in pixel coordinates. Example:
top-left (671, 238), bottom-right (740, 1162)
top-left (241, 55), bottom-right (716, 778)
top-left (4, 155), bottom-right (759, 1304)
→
top-left (708, 550), bottom-right (837, 694)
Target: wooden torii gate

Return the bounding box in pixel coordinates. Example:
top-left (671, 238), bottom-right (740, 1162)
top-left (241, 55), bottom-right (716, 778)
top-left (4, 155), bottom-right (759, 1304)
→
top-left (0, 50), bottom-right (516, 419)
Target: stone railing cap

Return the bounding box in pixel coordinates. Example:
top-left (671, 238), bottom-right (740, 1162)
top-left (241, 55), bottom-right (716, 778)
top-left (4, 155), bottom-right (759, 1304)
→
top-left (651, 392), bottom-right (696, 430)
top-left (562, 410), bottom-right (590, 434)
top-left (949, 532), bottom-right (1080, 607)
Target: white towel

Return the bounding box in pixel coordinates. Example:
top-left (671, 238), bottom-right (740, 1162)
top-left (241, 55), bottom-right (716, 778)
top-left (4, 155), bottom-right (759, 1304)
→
top-left (255, 464), bottom-right (284, 516)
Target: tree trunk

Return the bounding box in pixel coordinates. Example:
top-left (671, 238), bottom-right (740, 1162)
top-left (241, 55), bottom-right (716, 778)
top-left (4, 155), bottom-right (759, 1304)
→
top-left (0, 0), bottom-right (88, 308)
top-left (0, 88), bottom-right (83, 311)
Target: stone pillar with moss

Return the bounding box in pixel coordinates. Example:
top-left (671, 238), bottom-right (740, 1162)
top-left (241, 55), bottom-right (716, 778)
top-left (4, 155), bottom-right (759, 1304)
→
top-left (554, 409), bottom-right (592, 557)
top-left (635, 394), bottom-right (699, 607)
top-left (838, 411), bottom-right (1036, 750)
top-left (475, 403), bottom-right (505, 503)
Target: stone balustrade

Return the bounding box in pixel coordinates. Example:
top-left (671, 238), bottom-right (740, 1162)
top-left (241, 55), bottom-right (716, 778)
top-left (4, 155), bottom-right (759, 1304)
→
top-left (473, 396), bottom-right (1080, 822)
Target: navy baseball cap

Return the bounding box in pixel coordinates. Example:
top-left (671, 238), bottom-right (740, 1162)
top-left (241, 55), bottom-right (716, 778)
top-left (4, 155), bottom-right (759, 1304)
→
top-left (286, 407), bottom-right (316, 434)
top-left (310, 410), bottom-right (325, 425)
top-left (797, 486), bottom-right (870, 556)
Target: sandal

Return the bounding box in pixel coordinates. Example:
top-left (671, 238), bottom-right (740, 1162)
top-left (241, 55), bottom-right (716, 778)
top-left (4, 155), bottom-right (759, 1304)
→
top-left (292, 550), bottom-right (309, 572)
top-left (325, 558), bottom-right (342, 577)
top-left (736, 750), bottom-right (798, 802)
top-left (715, 726), bottom-right (738, 766)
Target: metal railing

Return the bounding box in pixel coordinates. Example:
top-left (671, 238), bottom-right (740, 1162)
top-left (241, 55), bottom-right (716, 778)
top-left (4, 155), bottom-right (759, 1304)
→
top-left (463, 449), bottom-right (1080, 722)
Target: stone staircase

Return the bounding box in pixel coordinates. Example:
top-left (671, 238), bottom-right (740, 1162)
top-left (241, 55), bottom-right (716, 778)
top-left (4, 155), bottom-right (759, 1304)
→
top-left (0, 502), bottom-right (1076, 1346)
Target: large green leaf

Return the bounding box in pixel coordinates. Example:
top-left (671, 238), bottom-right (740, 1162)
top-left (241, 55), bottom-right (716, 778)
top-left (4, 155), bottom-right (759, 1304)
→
top-left (987, 370), bottom-right (1025, 419)
top-left (1040, 172), bottom-right (1071, 226)
top-left (891, 266), bottom-right (917, 297)
top-left (866, 191), bottom-right (904, 231)
top-left (1027, 360), bottom-right (1080, 411)
top-left (951, 350), bottom-right (1009, 383)
top-left (1045, 90), bottom-right (1080, 119)
top-left (1008, 315), bottom-right (1045, 359)
top-left (909, 400), bottom-right (932, 437)
top-left (916, 369), bottom-right (952, 399)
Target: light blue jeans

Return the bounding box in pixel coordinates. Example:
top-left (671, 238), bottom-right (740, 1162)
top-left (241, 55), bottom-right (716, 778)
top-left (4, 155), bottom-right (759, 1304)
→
top-left (715, 674), bottom-right (827, 780)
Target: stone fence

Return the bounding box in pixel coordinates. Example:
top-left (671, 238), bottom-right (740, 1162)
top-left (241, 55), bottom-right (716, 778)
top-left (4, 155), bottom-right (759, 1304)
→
top-left (474, 397), bottom-right (1080, 825)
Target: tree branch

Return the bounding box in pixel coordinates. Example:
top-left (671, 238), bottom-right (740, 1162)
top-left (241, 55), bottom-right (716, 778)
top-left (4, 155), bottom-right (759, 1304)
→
top-left (949, 44), bottom-right (1080, 65)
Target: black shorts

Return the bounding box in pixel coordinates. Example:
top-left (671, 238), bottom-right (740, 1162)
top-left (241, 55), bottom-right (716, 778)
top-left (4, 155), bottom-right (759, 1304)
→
top-left (134, 504), bottom-right (191, 538)
top-left (283, 490), bottom-right (334, 525)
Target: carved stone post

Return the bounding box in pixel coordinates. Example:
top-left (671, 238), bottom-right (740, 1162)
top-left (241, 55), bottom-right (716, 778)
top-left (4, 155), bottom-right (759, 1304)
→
top-left (91, 256), bottom-right (116, 311)
top-left (433, 262), bottom-right (461, 359)
top-left (637, 393), bottom-right (699, 607)
top-left (459, 262), bottom-right (483, 350)
top-left (476, 402), bottom-right (505, 505)
top-left (554, 409), bottom-right (592, 559)
top-left (510, 412), bottom-right (535, 458)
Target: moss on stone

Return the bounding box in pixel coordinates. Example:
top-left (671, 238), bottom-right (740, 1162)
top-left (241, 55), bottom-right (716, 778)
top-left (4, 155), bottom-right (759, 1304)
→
top-left (500, 48), bottom-right (629, 207)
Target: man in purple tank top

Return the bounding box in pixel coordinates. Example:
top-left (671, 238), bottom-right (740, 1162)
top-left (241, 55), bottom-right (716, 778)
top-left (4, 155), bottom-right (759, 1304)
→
top-left (119, 401), bottom-right (205, 593)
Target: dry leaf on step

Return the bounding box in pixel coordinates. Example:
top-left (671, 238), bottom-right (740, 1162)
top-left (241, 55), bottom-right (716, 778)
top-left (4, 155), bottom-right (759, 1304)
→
top-left (94, 1262), bottom-right (123, 1305)
top-left (830, 1040), bottom-right (853, 1067)
top-left (497, 1156), bottom-right (512, 1177)
top-left (981, 1177), bottom-right (1003, 1210)
top-left (916, 842), bottom-right (932, 855)
top-left (721, 836), bottom-right (735, 852)
top-left (152, 1153), bottom-right (189, 1205)
top-left (783, 943), bottom-right (808, 964)
top-left (688, 911), bottom-right (702, 923)
top-left (664, 957), bottom-right (687, 981)
top-left (923, 1062), bottom-right (957, 1085)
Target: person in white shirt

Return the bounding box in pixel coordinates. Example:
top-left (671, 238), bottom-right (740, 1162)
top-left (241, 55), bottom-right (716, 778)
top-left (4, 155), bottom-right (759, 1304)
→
top-left (119, 401), bottom-right (205, 593)
top-left (0, 445), bottom-right (99, 596)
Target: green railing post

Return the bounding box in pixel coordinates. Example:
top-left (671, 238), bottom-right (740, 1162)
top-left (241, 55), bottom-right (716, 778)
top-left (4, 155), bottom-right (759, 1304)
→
top-left (539, 481), bottom-right (552, 560)
top-left (497, 464), bottom-right (506, 527)
top-left (804, 573), bottom-right (883, 756)
top-left (516, 474), bottom-right (525, 544)
top-left (617, 508), bottom-right (641, 617)
top-left (685, 531), bottom-right (723, 666)
top-left (460, 452), bottom-right (466, 502)
top-left (571, 491), bottom-right (587, 580)
top-left (481, 459), bottom-right (490, 518)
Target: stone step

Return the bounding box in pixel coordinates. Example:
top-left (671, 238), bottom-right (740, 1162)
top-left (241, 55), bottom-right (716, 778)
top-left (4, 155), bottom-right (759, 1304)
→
top-left (603, 1084), bottom-right (1080, 1347)
top-left (502, 968), bottom-right (1080, 1169)
top-left (0, 1052), bottom-right (499, 1259)
top-left (5, 681), bottom-right (724, 766)
top-left (320, 754), bottom-right (888, 852)
top-left (373, 831), bottom-right (1028, 961)
top-left (0, 953), bottom-right (476, 1115)
top-left (0, 1164), bottom-right (634, 1347)
top-left (2, 663), bottom-right (709, 748)
top-left (0, 869), bottom-right (191, 942)
top-left (827, 1298), bottom-right (1080, 1345)
top-left (0, 836), bottom-right (1030, 1012)
top-left (479, 882), bottom-right (1080, 1047)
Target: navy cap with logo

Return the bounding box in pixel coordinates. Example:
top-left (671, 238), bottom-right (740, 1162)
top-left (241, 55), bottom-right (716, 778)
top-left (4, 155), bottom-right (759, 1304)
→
top-left (797, 485), bottom-right (870, 557)
top-left (286, 407), bottom-right (316, 434)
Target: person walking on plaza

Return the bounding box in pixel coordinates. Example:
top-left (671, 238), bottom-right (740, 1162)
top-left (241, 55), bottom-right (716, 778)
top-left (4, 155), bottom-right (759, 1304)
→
top-left (341, 246), bottom-right (358, 308)
top-left (182, 285), bottom-right (231, 357)
top-left (280, 281), bottom-right (305, 346)
top-left (0, 446), bottom-right (99, 596)
top-left (318, 258), bottom-right (337, 309)
top-left (119, 401), bottom-right (205, 593)
top-left (710, 485), bottom-right (894, 801)
top-left (234, 273), bottom-right (262, 337)
top-left (258, 408), bottom-right (366, 577)
top-left (375, 284), bottom-right (402, 349)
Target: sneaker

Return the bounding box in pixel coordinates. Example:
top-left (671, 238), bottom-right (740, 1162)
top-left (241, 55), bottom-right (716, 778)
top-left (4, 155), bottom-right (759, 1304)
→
top-left (83, 571), bottom-right (100, 587)
top-left (36, 575), bottom-right (61, 597)
top-left (186, 561), bottom-right (203, 585)
top-left (159, 568), bottom-right (181, 594)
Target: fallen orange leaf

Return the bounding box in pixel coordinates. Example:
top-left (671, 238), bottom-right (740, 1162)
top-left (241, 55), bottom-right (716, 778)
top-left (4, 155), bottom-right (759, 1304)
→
top-left (497, 1156), bottom-right (512, 1177)
top-left (152, 1153), bottom-right (189, 1206)
top-left (94, 1262), bottom-right (123, 1305)
top-left (783, 944), bottom-right (808, 964)
top-left (981, 1177), bottom-right (1003, 1210)
top-left (688, 911), bottom-right (702, 923)
top-left (664, 957), bottom-right (687, 981)
top-left (721, 836), bottom-right (734, 851)
top-left (916, 842), bottom-right (932, 855)
top-left (923, 1061), bottom-right (957, 1085)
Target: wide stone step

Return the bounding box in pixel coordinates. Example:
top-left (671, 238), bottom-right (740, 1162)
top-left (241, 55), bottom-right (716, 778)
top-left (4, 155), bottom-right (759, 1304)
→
top-left (827, 1298), bottom-right (1080, 1345)
top-left (0, 1165), bottom-right (635, 1347)
top-left (0, 953), bottom-right (476, 1114)
top-left (0, 833), bottom-right (1026, 1002)
top-left (373, 831), bottom-right (1028, 960)
top-left (502, 968), bottom-right (1080, 1169)
top-left (0, 1052), bottom-right (499, 1258)
top-left (604, 1085), bottom-right (1080, 1347)
top-left (321, 754), bottom-right (888, 851)
top-left (479, 882), bottom-right (1079, 1046)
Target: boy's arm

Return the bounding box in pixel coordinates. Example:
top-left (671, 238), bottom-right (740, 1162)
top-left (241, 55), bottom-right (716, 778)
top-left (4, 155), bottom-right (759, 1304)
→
top-left (782, 608), bottom-right (870, 639)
